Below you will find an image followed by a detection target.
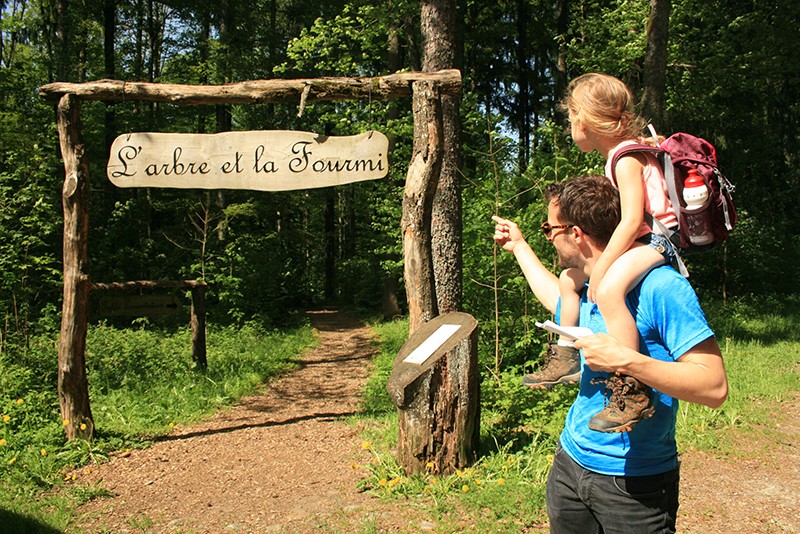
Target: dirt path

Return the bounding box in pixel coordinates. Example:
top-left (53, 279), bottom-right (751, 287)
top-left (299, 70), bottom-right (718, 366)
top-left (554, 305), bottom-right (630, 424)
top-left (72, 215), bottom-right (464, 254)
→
top-left (72, 309), bottom-right (384, 533)
top-left (677, 392), bottom-right (800, 533)
top-left (71, 310), bottom-right (800, 533)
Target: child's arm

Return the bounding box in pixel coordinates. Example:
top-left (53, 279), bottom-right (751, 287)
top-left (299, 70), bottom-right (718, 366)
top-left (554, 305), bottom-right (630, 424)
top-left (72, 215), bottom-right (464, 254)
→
top-left (589, 155), bottom-right (646, 301)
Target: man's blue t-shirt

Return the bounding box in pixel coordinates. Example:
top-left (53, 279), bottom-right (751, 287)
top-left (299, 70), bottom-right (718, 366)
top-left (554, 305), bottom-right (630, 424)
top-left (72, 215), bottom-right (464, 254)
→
top-left (559, 265), bottom-right (715, 476)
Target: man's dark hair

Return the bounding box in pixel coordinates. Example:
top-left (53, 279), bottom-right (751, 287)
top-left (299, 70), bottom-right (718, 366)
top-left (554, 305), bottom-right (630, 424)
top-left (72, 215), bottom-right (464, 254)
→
top-left (545, 175), bottom-right (621, 247)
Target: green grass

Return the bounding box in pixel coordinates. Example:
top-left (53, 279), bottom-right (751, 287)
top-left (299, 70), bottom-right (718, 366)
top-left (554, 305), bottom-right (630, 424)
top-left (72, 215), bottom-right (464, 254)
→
top-left (0, 320), bottom-right (315, 532)
top-left (355, 298), bottom-right (800, 532)
top-left (1, 297), bottom-right (798, 533)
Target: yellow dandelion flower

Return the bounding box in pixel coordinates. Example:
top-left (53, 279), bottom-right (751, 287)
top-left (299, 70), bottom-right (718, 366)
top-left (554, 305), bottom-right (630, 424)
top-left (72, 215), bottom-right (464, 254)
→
top-left (15, 399), bottom-right (23, 405)
top-left (475, 479), bottom-right (482, 485)
top-left (63, 419), bottom-right (70, 426)
top-left (7, 456), bottom-right (16, 465)
top-left (461, 484), bottom-right (469, 492)
top-left (0, 438), bottom-right (6, 446)
top-left (350, 462), bottom-right (360, 470)
top-left (378, 478), bottom-right (387, 487)
top-left (361, 441), bottom-right (372, 450)
top-left (2, 415), bottom-right (9, 422)
top-left (456, 469), bottom-right (463, 477)
top-left (80, 423), bottom-right (87, 431)
top-left (502, 465), bottom-right (509, 472)
top-left (169, 423), bottom-right (174, 428)
top-left (497, 478), bottom-right (505, 485)
top-left (40, 449), bottom-right (47, 456)
top-left (388, 477), bottom-right (401, 488)
top-left (425, 461), bottom-right (435, 470)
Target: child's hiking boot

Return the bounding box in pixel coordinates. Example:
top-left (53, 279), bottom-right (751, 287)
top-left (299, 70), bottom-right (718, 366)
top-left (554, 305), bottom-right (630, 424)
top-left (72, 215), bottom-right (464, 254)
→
top-left (588, 374), bottom-right (655, 433)
top-left (522, 343), bottom-right (581, 389)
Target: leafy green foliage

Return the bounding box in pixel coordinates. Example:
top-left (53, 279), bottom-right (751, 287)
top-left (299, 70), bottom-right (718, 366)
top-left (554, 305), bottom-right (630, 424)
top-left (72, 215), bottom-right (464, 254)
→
top-left (0, 320), bottom-right (314, 529)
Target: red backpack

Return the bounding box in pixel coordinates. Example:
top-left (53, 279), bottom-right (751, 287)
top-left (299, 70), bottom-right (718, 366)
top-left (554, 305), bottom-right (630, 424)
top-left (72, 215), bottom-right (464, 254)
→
top-left (611, 127), bottom-right (737, 255)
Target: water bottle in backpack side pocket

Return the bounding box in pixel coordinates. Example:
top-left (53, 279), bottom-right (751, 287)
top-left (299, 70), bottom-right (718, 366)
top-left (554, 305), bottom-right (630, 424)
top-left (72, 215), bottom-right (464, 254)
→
top-left (681, 169), bottom-right (714, 246)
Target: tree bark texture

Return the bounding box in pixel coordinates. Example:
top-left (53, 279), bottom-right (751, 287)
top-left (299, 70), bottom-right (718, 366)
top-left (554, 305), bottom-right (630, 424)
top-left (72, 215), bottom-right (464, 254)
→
top-left (39, 70), bottom-right (462, 105)
top-left (641, 0), bottom-right (671, 126)
top-left (422, 0), bottom-right (463, 315)
top-left (57, 94), bottom-right (94, 441)
top-left (393, 313), bottom-right (480, 474)
top-left (402, 81), bottom-right (443, 334)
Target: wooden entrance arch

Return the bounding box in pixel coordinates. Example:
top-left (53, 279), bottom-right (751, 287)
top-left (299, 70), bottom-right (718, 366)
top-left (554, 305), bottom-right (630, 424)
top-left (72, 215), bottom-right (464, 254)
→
top-left (40, 69), bottom-right (477, 473)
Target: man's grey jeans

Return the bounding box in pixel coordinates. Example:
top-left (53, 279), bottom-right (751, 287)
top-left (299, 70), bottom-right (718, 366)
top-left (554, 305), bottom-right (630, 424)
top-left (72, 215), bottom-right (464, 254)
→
top-left (546, 445), bottom-right (679, 534)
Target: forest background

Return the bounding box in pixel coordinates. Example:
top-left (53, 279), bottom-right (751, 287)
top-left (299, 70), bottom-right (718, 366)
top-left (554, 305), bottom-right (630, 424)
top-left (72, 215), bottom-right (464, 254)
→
top-left (1, 0), bottom-right (798, 344)
top-left (1, 0), bottom-right (799, 530)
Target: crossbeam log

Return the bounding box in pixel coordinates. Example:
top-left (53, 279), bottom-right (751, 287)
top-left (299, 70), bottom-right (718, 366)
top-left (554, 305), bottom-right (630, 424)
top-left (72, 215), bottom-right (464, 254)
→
top-left (39, 70), bottom-right (461, 105)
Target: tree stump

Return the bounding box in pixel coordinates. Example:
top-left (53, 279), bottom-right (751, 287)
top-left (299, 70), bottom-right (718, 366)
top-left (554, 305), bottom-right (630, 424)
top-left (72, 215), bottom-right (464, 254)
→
top-left (388, 312), bottom-right (480, 474)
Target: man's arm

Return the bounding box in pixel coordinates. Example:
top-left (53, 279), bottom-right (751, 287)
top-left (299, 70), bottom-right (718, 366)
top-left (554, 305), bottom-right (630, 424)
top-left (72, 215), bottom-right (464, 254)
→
top-left (575, 335), bottom-right (728, 408)
top-left (492, 215), bottom-right (560, 314)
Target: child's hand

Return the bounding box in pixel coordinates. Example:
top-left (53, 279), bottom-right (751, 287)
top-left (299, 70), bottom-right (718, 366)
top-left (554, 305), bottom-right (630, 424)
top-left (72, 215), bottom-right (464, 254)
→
top-left (587, 266), bottom-right (608, 303)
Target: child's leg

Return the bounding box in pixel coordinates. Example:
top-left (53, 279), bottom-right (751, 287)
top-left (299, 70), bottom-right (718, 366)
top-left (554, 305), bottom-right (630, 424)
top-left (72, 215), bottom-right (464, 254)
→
top-left (522, 268), bottom-right (586, 389)
top-left (595, 243), bottom-right (665, 350)
top-left (558, 267), bottom-right (586, 329)
top-left (588, 243), bottom-right (664, 433)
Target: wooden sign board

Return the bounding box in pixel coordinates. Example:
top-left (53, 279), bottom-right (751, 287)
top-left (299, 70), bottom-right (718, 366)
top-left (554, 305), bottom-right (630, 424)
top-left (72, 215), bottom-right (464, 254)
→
top-left (98, 294), bottom-right (182, 317)
top-left (386, 312), bottom-right (478, 408)
top-left (107, 130), bottom-right (389, 191)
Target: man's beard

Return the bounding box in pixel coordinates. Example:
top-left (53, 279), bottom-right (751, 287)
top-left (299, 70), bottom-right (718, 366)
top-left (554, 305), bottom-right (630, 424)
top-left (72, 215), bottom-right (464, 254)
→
top-left (556, 248), bottom-right (579, 270)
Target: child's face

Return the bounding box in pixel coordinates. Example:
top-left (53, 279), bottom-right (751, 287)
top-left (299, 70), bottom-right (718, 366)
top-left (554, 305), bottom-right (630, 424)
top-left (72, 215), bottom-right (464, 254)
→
top-left (568, 109), bottom-right (591, 152)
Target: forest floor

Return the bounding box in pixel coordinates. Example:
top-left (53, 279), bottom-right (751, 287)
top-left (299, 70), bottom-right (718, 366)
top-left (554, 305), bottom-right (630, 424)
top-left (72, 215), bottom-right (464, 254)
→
top-left (70, 309), bottom-right (800, 533)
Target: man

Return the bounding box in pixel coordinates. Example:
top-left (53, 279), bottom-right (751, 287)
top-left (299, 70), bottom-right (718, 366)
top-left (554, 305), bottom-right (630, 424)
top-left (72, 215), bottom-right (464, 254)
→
top-left (492, 175), bottom-right (728, 533)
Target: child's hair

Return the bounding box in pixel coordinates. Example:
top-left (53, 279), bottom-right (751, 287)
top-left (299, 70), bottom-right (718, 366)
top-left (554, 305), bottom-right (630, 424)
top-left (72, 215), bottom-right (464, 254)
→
top-left (561, 73), bottom-right (648, 141)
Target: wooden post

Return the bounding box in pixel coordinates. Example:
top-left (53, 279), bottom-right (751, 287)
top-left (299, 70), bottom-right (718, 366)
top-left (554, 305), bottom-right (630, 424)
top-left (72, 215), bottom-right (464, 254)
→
top-left (57, 94), bottom-right (94, 440)
top-left (190, 285), bottom-right (208, 370)
top-left (401, 80), bottom-right (443, 333)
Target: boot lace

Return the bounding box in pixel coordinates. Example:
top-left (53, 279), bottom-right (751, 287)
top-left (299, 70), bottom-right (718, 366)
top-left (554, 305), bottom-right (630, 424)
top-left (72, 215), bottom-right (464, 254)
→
top-left (590, 374), bottom-right (632, 411)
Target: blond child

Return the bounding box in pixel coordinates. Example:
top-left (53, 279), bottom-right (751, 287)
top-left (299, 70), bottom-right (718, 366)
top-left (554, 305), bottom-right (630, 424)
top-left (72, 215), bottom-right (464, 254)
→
top-left (524, 73), bottom-right (679, 433)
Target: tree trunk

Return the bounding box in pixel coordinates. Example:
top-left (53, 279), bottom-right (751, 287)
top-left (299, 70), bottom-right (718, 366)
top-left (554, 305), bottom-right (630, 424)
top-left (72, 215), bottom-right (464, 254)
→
top-left (421, 0), bottom-right (463, 315)
top-left (395, 0), bottom-right (478, 476)
top-left (402, 81), bottom-right (442, 333)
top-left (55, 0), bottom-right (70, 81)
top-left (103, 0), bottom-right (117, 202)
top-left (381, 3), bottom-right (404, 319)
top-left (325, 189), bottom-right (335, 301)
top-left (57, 94), bottom-right (94, 441)
top-left (640, 0), bottom-right (671, 126)
top-left (515, 0), bottom-right (531, 173)
top-left (554, 0), bottom-right (569, 123)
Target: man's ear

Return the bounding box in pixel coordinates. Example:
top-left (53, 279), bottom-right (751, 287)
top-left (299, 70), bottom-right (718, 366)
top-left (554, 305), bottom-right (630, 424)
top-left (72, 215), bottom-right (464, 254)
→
top-left (573, 226), bottom-right (604, 249)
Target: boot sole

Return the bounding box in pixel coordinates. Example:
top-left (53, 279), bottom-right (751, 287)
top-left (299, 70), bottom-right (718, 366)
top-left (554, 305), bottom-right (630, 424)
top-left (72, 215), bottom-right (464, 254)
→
top-left (522, 371), bottom-right (581, 389)
top-left (588, 406), bottom-right (657, 433)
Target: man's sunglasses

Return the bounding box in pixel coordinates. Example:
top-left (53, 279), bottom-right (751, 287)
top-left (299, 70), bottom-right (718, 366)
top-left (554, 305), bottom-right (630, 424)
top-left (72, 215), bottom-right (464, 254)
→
top-left (540, 222), bottom-right (574, 236)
